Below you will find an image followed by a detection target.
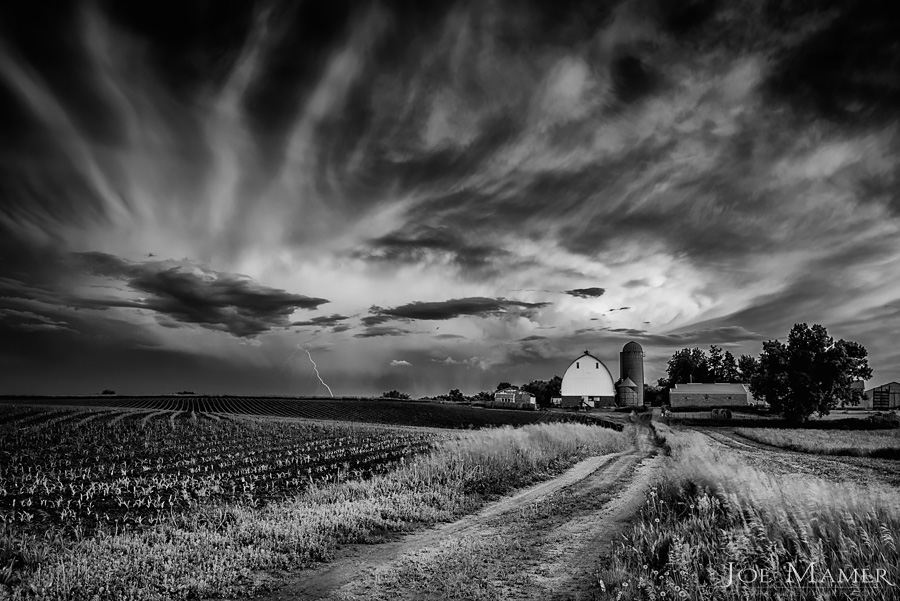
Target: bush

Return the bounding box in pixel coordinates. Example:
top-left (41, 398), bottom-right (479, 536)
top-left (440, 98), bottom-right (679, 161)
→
top-left (868, 412), bottom-right (900, 428)
top-left (101, 389), bottom-right (116, 395)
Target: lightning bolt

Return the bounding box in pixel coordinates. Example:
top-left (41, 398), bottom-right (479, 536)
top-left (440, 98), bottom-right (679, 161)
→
top-left (300, 345), bottom-right (334, 397)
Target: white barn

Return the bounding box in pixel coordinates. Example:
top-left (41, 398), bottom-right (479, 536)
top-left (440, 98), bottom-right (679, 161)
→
top-left (560, 350), bottom-right (616, 408)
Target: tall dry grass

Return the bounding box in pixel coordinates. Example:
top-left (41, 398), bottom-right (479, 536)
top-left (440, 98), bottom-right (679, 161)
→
top-left (1, 422), bottom-right (631, 601)
top-left (598, 423), bottom-right (900, 600)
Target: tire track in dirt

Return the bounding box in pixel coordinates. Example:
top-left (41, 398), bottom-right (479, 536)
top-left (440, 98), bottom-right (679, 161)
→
top-left (248, 426), bottom-right (662, 601)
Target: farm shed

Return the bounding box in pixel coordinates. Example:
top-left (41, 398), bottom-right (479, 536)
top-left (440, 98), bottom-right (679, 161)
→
top-left (560, 351), bottom-right (616, 408)
top-left (866, 382), bottom-right (900, 410)
top-left (669, 383), bottom-right (752, 409)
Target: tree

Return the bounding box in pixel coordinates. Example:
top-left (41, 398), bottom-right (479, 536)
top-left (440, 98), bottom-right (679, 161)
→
top-left (381, 390), bottom-right (411, 400)
top-left (643, 383), bottom-right (664, 407)
top-left (737, 354), bottom-right (759, 383)
top-left (520, 375), bottom-right (562, 407)
top-left (666, 348), bottom-right (709, 384)
top-left (101, 389), bottom-right (116, 395)
top-left (749, 323), bottom-right (871, 422)
top-left (708, 345), bottom-right (724, 382)
top-left (496, 382), bottom-right (513, 391)
top-left (721, 350), bottom-right (740, 383)
top-left (448, 389), bottom-right (465, 403)
top-left (473, 391), bottom-right (493, 404)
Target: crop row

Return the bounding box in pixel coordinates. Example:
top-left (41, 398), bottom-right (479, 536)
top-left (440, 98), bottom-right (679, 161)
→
top-left (0, 405), bottom-right (444, 535)
top-left (0, 396), bottom-right (624, 430)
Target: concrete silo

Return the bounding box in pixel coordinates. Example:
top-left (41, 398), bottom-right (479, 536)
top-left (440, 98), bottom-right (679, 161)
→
top-left (619, 341), bottom-right (645, 406)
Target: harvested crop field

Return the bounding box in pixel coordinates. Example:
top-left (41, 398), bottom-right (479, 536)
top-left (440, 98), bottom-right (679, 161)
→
top-left (735, 426), bottom-right (900, 459)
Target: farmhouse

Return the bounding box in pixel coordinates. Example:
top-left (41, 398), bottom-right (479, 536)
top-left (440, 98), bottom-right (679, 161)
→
top-left (491, 387), bottom-right (537, 410)
top-left (560, 350), bottom-right (616, 408)
top-left (669, 383), bottom-right (752, 409)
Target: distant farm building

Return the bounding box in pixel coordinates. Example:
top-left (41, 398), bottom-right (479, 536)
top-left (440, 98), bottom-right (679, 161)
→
top-left (560, 351), bottom-right (616, 408)
top-left (669, 383), bottom-right (752, 409)
top-left (491, 387), bottom-right (537, 410)
top-left (866, 382), bottom-right (900, 410)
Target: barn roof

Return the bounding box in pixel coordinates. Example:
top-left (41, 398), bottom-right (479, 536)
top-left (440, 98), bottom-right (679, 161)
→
top-left (671, 383), bottom-right (749, 394)
top-left (866, 381), bottom-right (900, 392)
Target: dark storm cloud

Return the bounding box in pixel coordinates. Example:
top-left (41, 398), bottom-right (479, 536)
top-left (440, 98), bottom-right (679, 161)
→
top-left (565, 287), bottom-right (605, 299)
top-left (765, 0), bottom-right (900, 125)
top-left (361, 314), bottom-right (394, 327)
top-left (354, 227), bottom-right (513, 274)
top-left (354, 326), bottom-right (411, 338)
top-left (518, 335), bottom-right (547, 342)
top-left (291, 314), bottom-right (350, 327)
top-left (74, 252), bottom-right (328, 337)
top-left (370, 297), bottom-right (551, 321)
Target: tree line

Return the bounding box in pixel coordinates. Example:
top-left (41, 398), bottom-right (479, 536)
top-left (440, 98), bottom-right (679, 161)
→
top-left (657, 323), bottom-right (871, 422)
top-left (382, 376), bottom-right (564, 408)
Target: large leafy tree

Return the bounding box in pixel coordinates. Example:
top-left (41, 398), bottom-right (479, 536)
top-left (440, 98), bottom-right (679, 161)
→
top-left (749, 323), bottom-right (871, 422)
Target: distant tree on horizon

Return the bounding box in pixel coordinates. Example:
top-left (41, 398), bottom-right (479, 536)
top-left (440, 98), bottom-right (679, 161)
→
top-left (496, 381), bottom-right (513, 390)
top-left (380, 390), bottom-right (411, 400)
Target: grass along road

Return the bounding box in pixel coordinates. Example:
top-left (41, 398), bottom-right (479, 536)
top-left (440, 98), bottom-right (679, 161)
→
top-left (234, 425), bottom-right (662, 601)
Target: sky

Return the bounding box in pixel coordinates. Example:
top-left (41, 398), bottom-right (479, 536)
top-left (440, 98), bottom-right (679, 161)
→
top-left (1, 0), bottom-right (899, 396)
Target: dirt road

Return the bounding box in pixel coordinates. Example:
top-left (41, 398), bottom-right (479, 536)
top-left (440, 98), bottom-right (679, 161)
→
top-left (246, 426), bottom-right (661, 601)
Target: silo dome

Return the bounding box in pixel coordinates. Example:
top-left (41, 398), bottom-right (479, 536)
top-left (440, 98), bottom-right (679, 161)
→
top-left (623, 341), bottom-right (643, 353)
